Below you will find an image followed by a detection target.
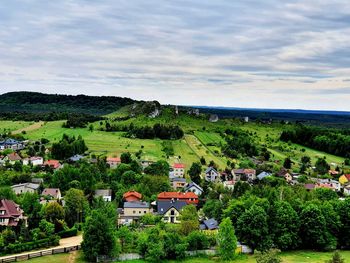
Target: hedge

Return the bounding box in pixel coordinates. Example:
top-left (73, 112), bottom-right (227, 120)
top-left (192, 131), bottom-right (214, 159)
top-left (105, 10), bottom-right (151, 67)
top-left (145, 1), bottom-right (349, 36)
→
top-left (57, 228), bottom-right (78, 238)
top-left (3, 235), bottom-right (60, 254)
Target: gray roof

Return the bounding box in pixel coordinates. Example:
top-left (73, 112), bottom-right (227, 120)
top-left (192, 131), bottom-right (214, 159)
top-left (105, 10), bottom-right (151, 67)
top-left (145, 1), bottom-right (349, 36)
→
top-left (124, 201), bottom-right (150, 209)
top-left (69, 154), bottom-right (84, 162)
top-left (205, 167), bottom-right (218, 174)
top-left (95, 189), bottom-right (112, 197)
top-left (257, 172), bottom-right (272, 180)
top-left (157, 200), bottom-right (187, 215)
top-left (184, 182), bottom-right (203, 192)
top-left (171, 178), bottom-right (186, 182)
top-left (11, 183), bottom-right (40, 190)
top-left (203, 218), bottom-right (219, 230)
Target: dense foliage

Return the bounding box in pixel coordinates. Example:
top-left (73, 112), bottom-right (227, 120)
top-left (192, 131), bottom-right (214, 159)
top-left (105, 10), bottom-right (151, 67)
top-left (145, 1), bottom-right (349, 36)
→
top-left (280, 125), bottom-right (350, 158)
top-left (222, 128), bottom-right (259, 158)
top-left (51, 134), bottom-right (88, 160)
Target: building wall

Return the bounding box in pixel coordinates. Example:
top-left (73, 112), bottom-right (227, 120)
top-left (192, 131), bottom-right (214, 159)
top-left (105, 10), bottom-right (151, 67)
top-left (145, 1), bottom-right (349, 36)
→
top-left (163, 208), bottom-right (181, 223)
top-left (124, 207), bottom-right (151, 217)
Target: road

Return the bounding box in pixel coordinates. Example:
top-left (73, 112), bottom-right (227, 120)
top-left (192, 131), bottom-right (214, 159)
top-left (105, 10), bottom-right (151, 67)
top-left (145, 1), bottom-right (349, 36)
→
top-left (0, 235), bottom-right (83, 261)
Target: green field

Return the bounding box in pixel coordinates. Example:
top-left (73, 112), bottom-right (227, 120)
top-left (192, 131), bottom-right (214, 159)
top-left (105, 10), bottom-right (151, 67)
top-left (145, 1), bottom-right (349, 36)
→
top-left (0, 120), bottom-right (34, 133)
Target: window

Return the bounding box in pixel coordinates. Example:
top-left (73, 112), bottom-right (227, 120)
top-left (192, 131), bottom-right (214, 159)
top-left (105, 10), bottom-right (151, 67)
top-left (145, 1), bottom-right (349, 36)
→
top-left (144, 211), bottom-right (146, 214)
top-left (0, 218), bottom-right (5, 223)
top-left (133, 211), bottom-right (136, 214)
top-left (139, 211), bottom-right (141, 214)
top-left (0, 210), bottom-right (5, 215)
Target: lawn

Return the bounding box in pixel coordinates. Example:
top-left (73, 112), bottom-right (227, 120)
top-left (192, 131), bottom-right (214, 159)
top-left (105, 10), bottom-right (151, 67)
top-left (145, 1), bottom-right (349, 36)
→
top-left (0, 120), bottom-right (34, 133)
top-left (124, 250), bottom-right (350, 263)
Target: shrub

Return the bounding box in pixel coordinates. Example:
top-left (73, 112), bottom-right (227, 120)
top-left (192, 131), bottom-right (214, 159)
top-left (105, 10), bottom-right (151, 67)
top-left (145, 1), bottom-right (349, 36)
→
top-left (57, 228), bottom-right (78, 238)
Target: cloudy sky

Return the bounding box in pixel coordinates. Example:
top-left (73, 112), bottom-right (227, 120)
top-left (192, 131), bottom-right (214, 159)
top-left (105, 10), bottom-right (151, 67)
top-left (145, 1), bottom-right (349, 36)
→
top-left (1, 0), bottom-right (350, 110)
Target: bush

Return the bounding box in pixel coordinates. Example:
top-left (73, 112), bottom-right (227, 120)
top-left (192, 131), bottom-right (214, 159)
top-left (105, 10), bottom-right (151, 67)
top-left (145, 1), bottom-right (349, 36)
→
top-left (186, 231), bottom-right (210, 251)
top-left (3, 235), bottom-right (60, 254)
top-left (57, 228), bottom-right (78, 238)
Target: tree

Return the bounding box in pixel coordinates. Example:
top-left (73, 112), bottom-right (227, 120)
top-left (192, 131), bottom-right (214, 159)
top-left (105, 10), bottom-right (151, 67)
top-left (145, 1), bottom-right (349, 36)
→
top-left (283, 157), bottom-right (292, 169)
top-left (217, 217), bottom-right (237, 260)
top-left (236, 205), bottom-right (271, 252)
top-left (200, 156), bottom-right (206, 165)
top-left (203, 199), bottom-right (223, 221)
top-left (19, 192), bottom-right (42, 228)
top-left (82, 206), bottom-right (120, 261)
top-left (299, 203), bottom-right (335, 250)
top-left (255, 249), bottom-right (282, 263)
top-left (43, 201), bottom-right (65, 230)
top-left (179, 205), bottom-right (199, 235)
top-left (325, 251), bottom-right (345, 263)
top-left (144, 160), bottom-right (170, 176)
top-left (188, 162), bottom-right (202, 185)
top-left (270, 201), bottom-right (300, 250)
top-left (315, 157), bottom-right (330, 175)
top-left (121, 152), bottom-right (132, 164)
top-left (64, 188), bottom-right (89, 227)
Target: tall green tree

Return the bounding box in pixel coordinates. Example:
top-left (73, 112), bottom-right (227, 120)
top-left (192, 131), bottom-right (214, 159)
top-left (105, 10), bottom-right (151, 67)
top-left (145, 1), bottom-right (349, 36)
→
top-left (270, 201), bottom-right (300, 250)
top-left (217, 217), bottom-right (237, 260)
top-left (236, 205), bottom-right (271, 252)
top-left (188, 162), bottom-right (202, 185)
top-left (82, 204), bottom-right (120, 261)
top-left (64, 188), bottom-right (89, 227)
top-left (179, 205), bottom-right (199, 235)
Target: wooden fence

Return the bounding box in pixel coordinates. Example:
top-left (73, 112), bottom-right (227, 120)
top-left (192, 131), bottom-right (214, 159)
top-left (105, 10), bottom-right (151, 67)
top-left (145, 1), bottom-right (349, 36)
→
top-left (0, 245), bottom-right (81, 263)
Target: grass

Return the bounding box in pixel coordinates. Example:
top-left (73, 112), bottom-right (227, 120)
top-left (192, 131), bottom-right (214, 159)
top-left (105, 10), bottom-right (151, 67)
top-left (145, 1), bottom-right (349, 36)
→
top-left (124, 250), bottom-right (350, 263)
top-left (0, 120), bottom-right (34, 133)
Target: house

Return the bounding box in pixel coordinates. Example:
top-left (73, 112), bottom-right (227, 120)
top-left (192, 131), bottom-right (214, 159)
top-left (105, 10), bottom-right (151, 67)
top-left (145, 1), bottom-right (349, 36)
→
top-left (68, 154), bottom-right (84, 162)
top-left (123, 191), bottom-right (142, 202)
top-left (232, 169), bottom-right (256, 181)
top-left (118, 201), bottom-right (151, 225)
top-left (107, 157), bottom-right (121, 168)
top-left (42, 188), bottom-right (62, 200)
top-left (171, 178), bottom-right (187, 190)
top-left (223, 180), bottom-right (236, 190)
top-left (184, 182), bottom-right (203, 196)
top-left (329, 170), bottom-right (339, 176)
top-left (157, 200), bottom-right (187, 224)
top-left (7, 152), bottom-right (22, 164)
top-left (276, 168), bottom-right (292, 182)
top-left (205, 167), bottom-right (220, 182)
top-left (11, 183), bottom-right (40, 195)
top-left (44, 160), bottom-right (61, 170)
top-left (317, 179), bottom-right (341, 192)
top-left (344, 184), bottom-right (350, 196)
top-left (0, 139), bottom-right (25, 151)
top-left (23, 156), bottom-right (44, 166)
top-left (157, 192), bottom-right (199, 205)
top-left (172, 163), bottom-right (185, 178)
top-left (94, 189), bottom-right (112, 202)
top-left (339, 174), bottom-right (350, 185)
top-left (315, 183), bottom-right (335, 191)
top-left (0, 199), bottom-right (27, 227)
top-left (200, 218), bottom-right (219, 230)
top-left (257, 171), bottom-right (272, 180)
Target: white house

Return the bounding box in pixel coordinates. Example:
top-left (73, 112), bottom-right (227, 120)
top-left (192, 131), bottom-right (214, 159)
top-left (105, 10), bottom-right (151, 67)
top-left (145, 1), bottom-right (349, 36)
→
top-left (184, 182), bottom-right (203, 196)
top-left (23, 156), bottom-right (44, 166)
top-left (172, 163), bottom-right (185, 178)
top-left (205, 167), bottom-right (220, 182)
top-left (94, 189), bottom-right (112, 202)
top-left (11, 183), bottom-right (40, 195)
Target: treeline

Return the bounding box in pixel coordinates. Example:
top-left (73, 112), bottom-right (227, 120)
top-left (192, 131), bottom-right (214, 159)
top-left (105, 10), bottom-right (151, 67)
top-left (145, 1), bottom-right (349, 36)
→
top-left (203, 179), bottom-right (350, 252)
top-left (62, 114), bottom-right (102, 128)
top-left (103, 122), bottom-right (184, 140)
top-left (0, 111), bottom-right (102, 123)
top-left (221, 128), bottom-right (259, 158)
top-left (0, 91), bottom-right (135, 115)
top-left (280, 125), bottom-right (350, 158)
top-left (51, 134), bottom-right (88, 160)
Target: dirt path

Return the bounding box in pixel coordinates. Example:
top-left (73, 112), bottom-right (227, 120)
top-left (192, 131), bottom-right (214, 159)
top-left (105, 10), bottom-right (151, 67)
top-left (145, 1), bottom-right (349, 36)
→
top-left (68, 250), bottom-right (78, 263)
top-left (12, 121), bottom-right (44, 134)
top-left (0, 235), bottom-right (83, 261)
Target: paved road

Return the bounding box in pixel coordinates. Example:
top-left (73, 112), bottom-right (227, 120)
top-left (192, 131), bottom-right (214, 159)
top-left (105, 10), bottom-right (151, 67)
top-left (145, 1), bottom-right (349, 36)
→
top-left (0, 235), bottom-right (83, 261)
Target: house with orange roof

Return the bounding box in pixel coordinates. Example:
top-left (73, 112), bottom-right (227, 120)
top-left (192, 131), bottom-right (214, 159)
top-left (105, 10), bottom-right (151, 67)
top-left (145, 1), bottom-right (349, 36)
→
top-left (157, 191), bottom-right (198, 205)
top-left (339, 174), bottom-right (350, 185)
top-left (123, 191), bottom-right (142, 202)
top-left (107, 157), bottom-right (121, 169)
top-left (44, 160), bottom-right (61, 170)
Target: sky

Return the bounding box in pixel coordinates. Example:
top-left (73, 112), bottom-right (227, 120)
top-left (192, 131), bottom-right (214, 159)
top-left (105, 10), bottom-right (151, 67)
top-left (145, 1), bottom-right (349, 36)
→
top-left (1, 0), bottom-right (350, 111)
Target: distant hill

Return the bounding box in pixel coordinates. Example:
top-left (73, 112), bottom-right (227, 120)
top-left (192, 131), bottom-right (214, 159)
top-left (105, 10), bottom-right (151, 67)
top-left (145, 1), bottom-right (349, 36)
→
top-left (191, 106), bottom-right (350, 127)
top-left (0, 92), bottom-right (136, 115)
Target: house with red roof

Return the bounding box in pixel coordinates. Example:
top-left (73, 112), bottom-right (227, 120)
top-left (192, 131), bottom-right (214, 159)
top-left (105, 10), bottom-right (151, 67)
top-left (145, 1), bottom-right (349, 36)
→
top-left (107, 157), bottom-right (121, 169)
top-left (41, 188), bottom-right (62, 200)
top-left (157, 191), bottom-right (199, 205)
top-left (172, 163), bottom-right (185, 178)
top-left (123, 191), bottom-right (142, 202)
top-left (0, 199), bottom-right (27, 227)
top-left (7, 152), bottom-right (22, 164)
top-left (44, 160), bottom-right (61, 170)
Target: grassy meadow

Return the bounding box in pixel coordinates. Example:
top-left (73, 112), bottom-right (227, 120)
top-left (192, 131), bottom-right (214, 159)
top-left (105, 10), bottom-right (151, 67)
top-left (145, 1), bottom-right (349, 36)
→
top-left (1, 109), bottom-right (348, 171)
